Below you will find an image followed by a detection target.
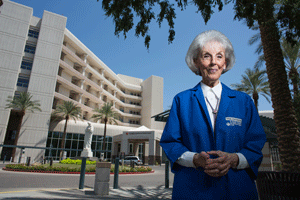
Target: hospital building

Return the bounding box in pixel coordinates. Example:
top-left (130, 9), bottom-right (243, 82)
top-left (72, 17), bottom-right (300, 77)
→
top-left (0, 0), bottom-right (165, 165)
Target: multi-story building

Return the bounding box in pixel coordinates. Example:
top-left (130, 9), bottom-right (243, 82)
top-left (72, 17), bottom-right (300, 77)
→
top-left (0, 0), bottom-right (164, 164)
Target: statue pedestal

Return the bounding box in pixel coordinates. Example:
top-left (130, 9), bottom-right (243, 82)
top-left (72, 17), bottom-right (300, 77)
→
top-left (81, 148), bottom-right (93, 157)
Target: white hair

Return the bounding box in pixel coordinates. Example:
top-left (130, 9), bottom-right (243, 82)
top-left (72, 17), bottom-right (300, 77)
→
top-left (185, 30), bottom-right (235, 76)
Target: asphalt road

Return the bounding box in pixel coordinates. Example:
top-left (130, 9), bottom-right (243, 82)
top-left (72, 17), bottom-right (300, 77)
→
top-left (0, 163), bottom-right (174, 192)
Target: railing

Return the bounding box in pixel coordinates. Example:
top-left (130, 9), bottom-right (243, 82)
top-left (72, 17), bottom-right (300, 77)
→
top-left (270, 147), bottom-right (280, 162)
top-left (0, 144), bottom-right (111, 163)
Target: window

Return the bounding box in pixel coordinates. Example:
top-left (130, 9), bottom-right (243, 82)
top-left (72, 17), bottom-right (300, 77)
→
top-left (129, 120), bottom-right (140, 124)
top-left (129, 110), bottom-right (140, 115)
top-left (24, 45), bottom-right (36, 54)
top-left (45, 131), bottom-right (112, 161)
top-left (129, 143), bottom-right (133, 153)
top-left (21, 61), bottom-right (33, 70)
top-left (28, 30), bottom-right (39, 38)
top-left (17, 75), bottom-right (29, 88)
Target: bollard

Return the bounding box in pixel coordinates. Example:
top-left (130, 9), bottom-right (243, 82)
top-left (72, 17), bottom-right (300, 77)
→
top-left (50, 157), bottom-right (53, 167)
top-left (79, 157), bottom-right (87, 189)
top-left (26, 157), bottom-right (31, 166)
top-left (165, 160), bottom-right (169, 188)
top-left (114, 158), bottom-right (120, 189)
top-left (18, 154), bottom-right (22, 164)
top-left (130, 160), bottom-right (135, 168)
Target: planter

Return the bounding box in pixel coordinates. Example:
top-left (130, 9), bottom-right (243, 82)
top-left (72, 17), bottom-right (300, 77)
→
top-left (256, 171), bottom-right (300, 200)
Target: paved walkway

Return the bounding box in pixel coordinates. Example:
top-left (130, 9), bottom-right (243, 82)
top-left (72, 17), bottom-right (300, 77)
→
top-left (0, 186), bottom-right (173, 199)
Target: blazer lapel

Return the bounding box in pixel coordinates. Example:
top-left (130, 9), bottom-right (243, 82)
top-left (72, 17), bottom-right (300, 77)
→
top-left (192, 83), bottom-right (214, 133)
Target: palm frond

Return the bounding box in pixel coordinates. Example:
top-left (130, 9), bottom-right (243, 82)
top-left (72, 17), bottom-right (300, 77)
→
top-left (231, 68), bottom-right (271, 108)
top-left (52, 101), bottom-right (82, 122)
top-left (92, 102), bottom-right (119, 125)
top-left (5, 92), bottom-right (42, 112)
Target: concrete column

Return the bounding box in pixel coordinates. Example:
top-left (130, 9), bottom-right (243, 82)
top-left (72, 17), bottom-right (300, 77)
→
top-left (144, 142), bottom-right (149, 165)
top-left (156, 140), bottom-right (162, 164)
top-left (149, 139), bottom-right (156, 165)
top-left (113, 101), bottom-right (116, 107)
top-left (98, 91), bottom-right (102, 100)
top-left (82, 66), bottom-right (87, 76)
top-left (100, 80), bottom-right (104, 89)
top-left (80, 80), bottom-right (85, 90)
top-left (114, 91), bottom-right (117, 97)
top-left (94, 162), bottom-right (111, 195)
top-left (133, 143), bottom-right (139, 156)
top-left (259, 142), bottom-right (272, 171)
top-left (83, 54), bottom-right (88, 63)
top-left (121, 139), bottom-right (129, 155)
top-left (101, 69), bottom-right (105, 76)
top-left (114, 80), bottom-right (118, 87)
top-left (79, 93), bottom-right (83, 104)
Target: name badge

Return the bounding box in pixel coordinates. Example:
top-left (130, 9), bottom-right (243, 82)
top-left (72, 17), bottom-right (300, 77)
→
top-left (226, 117), bottom-right (242, 126)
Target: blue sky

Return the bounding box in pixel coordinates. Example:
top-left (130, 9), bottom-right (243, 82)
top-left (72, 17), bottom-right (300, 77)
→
top-left (10, 0), bottom-right (275, 111)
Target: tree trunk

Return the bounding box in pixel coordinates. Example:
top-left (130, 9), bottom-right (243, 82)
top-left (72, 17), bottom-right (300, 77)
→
top-left (253, 92), bottom-right (259, 110)
top-left (102, 118), bottom-right (107, 151)
top-left (259, 15), bottom-right (300, 171)
top-left (11, 110), bottom-right (25, 162)
top-left (59, 116), bottom-right (69, 161)
top-left (101, 118), bottom-right (108, 160)
top-left (289, 69), bottom-right (299, 96)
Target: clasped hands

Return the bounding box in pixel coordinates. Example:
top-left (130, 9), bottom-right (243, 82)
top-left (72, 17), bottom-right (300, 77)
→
top-left (193, 151), bottom-right (239, 177)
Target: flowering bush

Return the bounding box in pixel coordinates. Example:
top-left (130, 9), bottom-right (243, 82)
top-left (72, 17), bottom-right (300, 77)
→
top-left (59, 158), bottom-right (96, 165)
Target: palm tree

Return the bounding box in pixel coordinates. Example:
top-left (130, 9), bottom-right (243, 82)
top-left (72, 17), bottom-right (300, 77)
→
top-left (5, 92), bottom-right (41, 161)
top-left (281, 39), bottom-right (300, 96)
top-left (91, 102), bottom-right (118, 159)
top-left (249, 29), bottom-right (300, 96)
top-left (231, 68), bottom-right (271, 110)
top-left (52, 101), bottom-right (81, 160)
top-left (257, 2), bottom-right (300, 171)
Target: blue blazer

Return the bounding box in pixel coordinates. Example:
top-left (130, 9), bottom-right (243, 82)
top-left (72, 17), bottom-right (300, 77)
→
top-left (160, 82), bottom-right (266, 200)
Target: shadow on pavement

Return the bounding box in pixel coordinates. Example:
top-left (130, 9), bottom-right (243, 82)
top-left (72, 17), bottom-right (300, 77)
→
top-left (0, 185), bottom-right (172, 200)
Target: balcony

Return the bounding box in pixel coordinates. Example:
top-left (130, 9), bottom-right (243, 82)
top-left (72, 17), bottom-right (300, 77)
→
top-left (114, 108), bottom-right (142, 118)
top-left (54, 92), bottom-right (93, 113)
top-left (60, 60), bottom-right (104, 94)
top-left (62, 45), bottom-right (87, 68)
top-left (56, 75), bottom-right (103, 106)
top-left (86, 64), bottom-right (142, 100)
top-left (60, 60), bottom-right (85, 80)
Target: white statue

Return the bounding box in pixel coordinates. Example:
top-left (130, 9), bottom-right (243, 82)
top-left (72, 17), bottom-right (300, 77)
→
top-left (81, 122), bottom-right (94, 157)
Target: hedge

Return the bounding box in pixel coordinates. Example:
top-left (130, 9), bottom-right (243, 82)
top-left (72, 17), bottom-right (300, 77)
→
top-left (4, 164), bottom-right (152, 173)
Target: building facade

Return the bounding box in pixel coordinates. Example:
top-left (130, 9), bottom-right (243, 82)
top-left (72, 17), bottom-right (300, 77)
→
top-left (0, 0), bottom-right (164, 163)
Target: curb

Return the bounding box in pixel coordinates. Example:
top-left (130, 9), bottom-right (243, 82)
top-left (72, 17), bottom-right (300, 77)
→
top-left (2, 167), bottom-right (154, 175)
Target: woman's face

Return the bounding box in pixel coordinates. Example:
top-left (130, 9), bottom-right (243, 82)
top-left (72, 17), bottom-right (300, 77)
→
top-left (194, 41), bottom-right (227, 87)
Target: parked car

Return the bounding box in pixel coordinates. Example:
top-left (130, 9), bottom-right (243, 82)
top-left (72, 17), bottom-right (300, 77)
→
top-left (119, 156), bottom-right (143, 165)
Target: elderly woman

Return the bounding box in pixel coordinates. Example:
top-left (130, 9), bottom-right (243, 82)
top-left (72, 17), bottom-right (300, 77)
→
top-left (160, 30), bottom-right (266, 200)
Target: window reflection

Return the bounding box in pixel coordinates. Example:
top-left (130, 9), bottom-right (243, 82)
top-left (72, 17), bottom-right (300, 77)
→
top-left (45, 131), bottom-right (112, 161)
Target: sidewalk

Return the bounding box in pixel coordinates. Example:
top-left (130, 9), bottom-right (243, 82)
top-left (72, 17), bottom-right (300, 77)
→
top-left (0, 186), bottom-right (173, 199)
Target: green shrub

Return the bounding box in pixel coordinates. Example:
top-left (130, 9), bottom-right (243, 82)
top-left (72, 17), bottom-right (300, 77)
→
top-left (4, 163), bottom-right (152, 173)
top-left (59, 158), bottom-right (96, 165)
